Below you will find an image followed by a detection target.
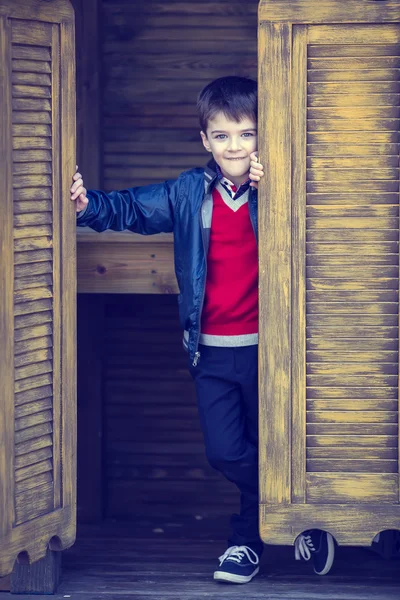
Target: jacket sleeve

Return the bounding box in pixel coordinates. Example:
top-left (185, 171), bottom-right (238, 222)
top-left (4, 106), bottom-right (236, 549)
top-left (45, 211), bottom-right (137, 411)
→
top-left (76, 176), bottom-right (184, 234)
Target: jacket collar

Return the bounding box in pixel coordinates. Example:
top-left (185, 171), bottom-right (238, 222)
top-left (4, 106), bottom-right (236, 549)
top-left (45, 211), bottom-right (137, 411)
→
top-left (204, 158), bottom-right (219, 194)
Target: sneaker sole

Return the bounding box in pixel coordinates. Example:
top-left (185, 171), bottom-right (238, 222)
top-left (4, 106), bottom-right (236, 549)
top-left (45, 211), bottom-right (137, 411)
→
top-left (213, 566), bottom-right (259, 584)
top-left (315, 534), bottom-right (335, 576)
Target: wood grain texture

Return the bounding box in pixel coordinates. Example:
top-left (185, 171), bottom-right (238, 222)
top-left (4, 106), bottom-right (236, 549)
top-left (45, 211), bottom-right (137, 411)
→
top-left (0, 11), bottom-right (15, 542)
top-left (258, 11), bottom-right (400, 545)
top-left (259, 2), bottom-right (400, 23)
top-left (100, 0), bottom-right (257, 191)
top-left (291, 24), bottom-right (307, 504)
top-left (258, 21), bottom-right (292, 504)
top-left (100, 294), bottom-right (238, 520)
top-left (77, 233), bottom-right (178, 293)
top-left (0, 1), bottom-right (76, 579)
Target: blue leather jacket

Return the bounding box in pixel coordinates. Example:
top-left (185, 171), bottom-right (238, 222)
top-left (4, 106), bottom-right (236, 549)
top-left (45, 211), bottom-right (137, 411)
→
top-left (77, 160), bottom-right (258, 365)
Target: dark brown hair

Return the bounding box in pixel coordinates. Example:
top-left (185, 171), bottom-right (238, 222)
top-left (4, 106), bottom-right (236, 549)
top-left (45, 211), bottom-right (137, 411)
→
top-left (197, 76), bottom-right (257, 133)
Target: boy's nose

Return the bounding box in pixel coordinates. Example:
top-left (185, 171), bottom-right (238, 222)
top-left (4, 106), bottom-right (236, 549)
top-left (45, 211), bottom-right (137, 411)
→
top-left (228, 139), bottom-right (241, 151)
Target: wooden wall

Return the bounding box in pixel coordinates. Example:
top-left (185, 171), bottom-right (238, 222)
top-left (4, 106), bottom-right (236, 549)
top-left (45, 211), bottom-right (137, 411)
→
top-left (101, 0), bottom-right (258, 189)
top-left (77, 294), bottom-right (239, 522)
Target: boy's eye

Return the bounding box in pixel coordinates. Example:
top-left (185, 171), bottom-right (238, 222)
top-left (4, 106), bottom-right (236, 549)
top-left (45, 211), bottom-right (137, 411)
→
top-left (215, 134), bottom-right (227, 140)
top-left (242, 132), bottom-right (255, 138)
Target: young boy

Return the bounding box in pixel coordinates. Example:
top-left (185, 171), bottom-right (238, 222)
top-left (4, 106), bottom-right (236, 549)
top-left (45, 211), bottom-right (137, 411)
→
top-left (71, 76), bottom-right (334, 583)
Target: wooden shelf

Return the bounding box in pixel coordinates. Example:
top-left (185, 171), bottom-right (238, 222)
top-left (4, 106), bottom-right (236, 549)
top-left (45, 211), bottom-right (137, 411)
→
top-left (77, 228), bottom-right (177, 294)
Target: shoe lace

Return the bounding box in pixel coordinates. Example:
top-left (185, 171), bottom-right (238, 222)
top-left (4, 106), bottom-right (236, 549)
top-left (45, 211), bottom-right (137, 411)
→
top-left (295, 533), bottom-right (315, 561)
top-left (218, 545), bottom-right (259, 566)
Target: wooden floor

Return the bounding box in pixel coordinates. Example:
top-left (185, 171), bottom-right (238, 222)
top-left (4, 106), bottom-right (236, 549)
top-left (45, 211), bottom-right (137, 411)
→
top-left (1, 517), bottom-right (400, 599)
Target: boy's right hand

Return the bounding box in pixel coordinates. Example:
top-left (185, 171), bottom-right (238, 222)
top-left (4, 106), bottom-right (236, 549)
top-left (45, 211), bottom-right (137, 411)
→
top-left (249, 152), bottom-right (264, 189)
top-left (70, 165), bottom-right (89, 212)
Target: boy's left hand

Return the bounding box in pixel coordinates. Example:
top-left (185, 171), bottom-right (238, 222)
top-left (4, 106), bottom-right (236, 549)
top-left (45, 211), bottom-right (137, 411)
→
top-left (249, 152), bottom-right (264, 188)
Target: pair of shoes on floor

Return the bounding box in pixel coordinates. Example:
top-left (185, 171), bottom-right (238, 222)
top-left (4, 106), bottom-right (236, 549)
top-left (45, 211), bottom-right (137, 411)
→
top-left (295, 529), bottom-right (335, 575)
top-left (214, 545), bottom-right (260, 584)
top-left (214, 530), bottom-right (335, 584)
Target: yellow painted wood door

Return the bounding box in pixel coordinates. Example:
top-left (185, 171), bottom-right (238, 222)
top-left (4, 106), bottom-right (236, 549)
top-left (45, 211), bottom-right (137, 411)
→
top-left (0, 0), bottom-right (76, 576)
top-left (258, 10), bottom-right (400, 546)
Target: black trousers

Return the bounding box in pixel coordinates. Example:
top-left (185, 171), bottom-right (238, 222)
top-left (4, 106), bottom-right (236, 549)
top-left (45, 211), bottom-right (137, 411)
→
top-left (189, 343), bottom-right (263, 555)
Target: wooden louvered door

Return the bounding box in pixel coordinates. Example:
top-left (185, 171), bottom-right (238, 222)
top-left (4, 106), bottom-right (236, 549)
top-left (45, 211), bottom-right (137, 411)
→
top-left (0, 0), bottom-right (76, 576)
top-left (258, 18), bottom-right (400, 546)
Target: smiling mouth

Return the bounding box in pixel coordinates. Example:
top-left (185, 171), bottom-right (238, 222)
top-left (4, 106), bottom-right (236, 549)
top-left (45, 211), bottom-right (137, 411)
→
top-left (226, 157), bottom-right (247, 161)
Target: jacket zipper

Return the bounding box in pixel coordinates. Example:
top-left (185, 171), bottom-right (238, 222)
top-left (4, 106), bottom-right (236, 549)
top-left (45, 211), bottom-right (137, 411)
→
top-left (193, 194), bottom-right (210, 367)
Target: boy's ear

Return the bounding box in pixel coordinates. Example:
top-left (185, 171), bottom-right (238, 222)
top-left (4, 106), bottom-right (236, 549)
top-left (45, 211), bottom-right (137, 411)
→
top-left (200, 130), bottom-right (212, 153)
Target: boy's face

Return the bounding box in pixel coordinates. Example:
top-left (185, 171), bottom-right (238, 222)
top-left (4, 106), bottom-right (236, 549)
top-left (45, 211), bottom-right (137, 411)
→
top-left (200, 112), bottom-right (257, 187)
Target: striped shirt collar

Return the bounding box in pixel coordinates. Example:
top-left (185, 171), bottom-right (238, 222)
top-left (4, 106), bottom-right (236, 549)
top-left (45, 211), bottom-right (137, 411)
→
top-left (204, 159), bottom-right (251, 200)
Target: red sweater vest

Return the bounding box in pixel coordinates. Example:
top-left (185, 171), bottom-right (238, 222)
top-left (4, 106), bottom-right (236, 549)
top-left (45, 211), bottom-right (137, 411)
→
top-left (200, 185), bottom-right (258, 340)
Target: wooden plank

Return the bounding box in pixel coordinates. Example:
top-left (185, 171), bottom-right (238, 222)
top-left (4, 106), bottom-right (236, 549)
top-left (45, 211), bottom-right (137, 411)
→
top-left (15, 435), bottom-right (53, 457)
top-left (14, 200), bottom-right (52, 213)
top-left (14, 422), bottom-right (52, 444)
top-left (14, 445), bottom-right (52, 469)
top-left (14, 324), bottom-right (52, 343)
top-left (307, 435), bottom-right (397, 447)
top-left (14, 372), bottom-right (52, 394)
top-left (14, 335), bottom-right (52, 355)
top-left (12, 45), bottom-right (51, 61)
top-left (307, 374), bottom-right (398, 387)
top-left (10, 547), bottom-right (61, 595)
top-left (306, 411), bottom-right (398, 424)
top-left (307, 459), bottom-right (398, 473)
top-left (307, 24), bottom-right (400, 43)
top-left (13, 187), bottom-right (52, 200)
top-left (14, 275), bottom-right (53, 292)
top-left (15, 384), bottom-right (53, 406)
top-left (306, 473), bottom-right (398, 503)
top-left (14, 347), bottom-right (53, 368)
top-left (14, 298), bottom-right (52, 316)
top-left (306, 399), bottom-right (398, 411)
top-left (14, 397), bottom-right (52, 418)
top-left (15, 458), bottom-right (52, 482)
top-left (14, 358), bottom-right (53, 381)
top-left (260, 502), bottom-right (400, 546)
top-left (307, 350), bottom-right (399, 362)
top-left (14, 481), bottom-right (54, 525)
top-left (309, 95), bottom-right (400, 107)
top-left (307, 301), bottom-right (399, 313)
top-left (259, 3), bottom-right (400, 23)
top-left (14, 237), bottom-right (52, 251)
top-left (11, 19), bottom-right (52, 45)
top-left (308, 57), bottom-right (400, 70)
top-left (308, 44), bottom-right (400, 57)
top-left (12, 71), bottom-right (51, 86)
top-left (0, 12), bottom-right (15, 540)
top-left (13, 161), bottom-right (52, 174)
top-left (307, 386), bottom-right (398, 399)
top-left (13, 112), bottom-right (52, 125)
top-left (307, 446), bottom-right (398, 459)
top-left (306, 243), bottom-right (399, 255)
top-left (308, 338), bottom-right (399, 351)
top-left (58, 15), bottom-right (77, 534)
top-left (306, 423), bottom-right (398, 435)
top-left (291, 24), bottom-right (307, 504)
top-left (308, 69), bottom-right (400, 83)
top-left (258, 21), bottom-right (292, 504)
top-left (77, 241), bottom-right (177, 294)
top-left (12, 59), bottom-right (51, 73)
